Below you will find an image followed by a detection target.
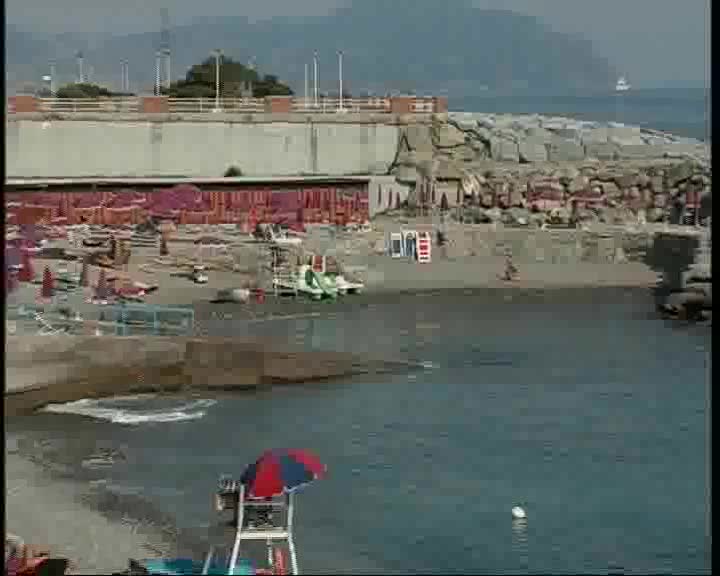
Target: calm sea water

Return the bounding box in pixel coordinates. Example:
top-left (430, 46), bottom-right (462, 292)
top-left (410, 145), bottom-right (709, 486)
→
top-left (455, 89), bottom-right (711, 141)
top-left (8, 289), bottom-right (711, 574)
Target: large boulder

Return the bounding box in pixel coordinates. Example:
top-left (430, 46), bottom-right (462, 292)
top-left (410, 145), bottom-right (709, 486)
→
top-left (546, 138), bottom-right (585, 162)
top-left (432, 122), bottom-right (466, 148)
top-left (518, 138), bottom-right (548, 163)
top-left (608, 125), bottom-right (644, 146)
top-left (490, 138), bottom-right (520, 162)
top-left (616, 144), bottom-right (664, 160)
top-left (581, 127), bottom-right (610, 145)
top-left (666, 161), bottom-right (696, 187)
top-left (447, 145), bottom-right (479, 162)
top-left (568, 175), bottom-right (590, 195)
top-left (584, 142), bottom-right (618, 160)
top-left (435, 158), bottom-right (464, 180)
top-left (394, 164), bottom-right (420, 184)
top-left (403, 124), bottom-right (434, 152)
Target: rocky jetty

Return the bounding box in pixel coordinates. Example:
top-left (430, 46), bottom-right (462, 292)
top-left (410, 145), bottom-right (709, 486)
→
top-left (390, 113), bottom-right (711, 226)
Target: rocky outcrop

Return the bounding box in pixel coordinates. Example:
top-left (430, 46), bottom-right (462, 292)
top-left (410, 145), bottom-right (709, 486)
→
top-left (389, 113), bottom-right (711, 227)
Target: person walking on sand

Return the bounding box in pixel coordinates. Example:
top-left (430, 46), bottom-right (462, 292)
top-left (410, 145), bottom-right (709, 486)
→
top-left (503, 252), bottom-right (518, 282)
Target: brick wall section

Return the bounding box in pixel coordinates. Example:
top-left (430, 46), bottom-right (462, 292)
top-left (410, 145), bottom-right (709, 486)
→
top-left (265, 96), bottom-right (293, 113)
top-left (140, 96), bottom-right (169, 113)
top-left (433, 96), bottom-right (448, 113)
top-left (389, 97), bottom-right (414, 115)
top-left (13, 95), bottom-right (39, 113)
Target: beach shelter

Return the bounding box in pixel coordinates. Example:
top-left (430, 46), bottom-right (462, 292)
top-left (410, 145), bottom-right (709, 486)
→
top-left (40, 266), bottom-right (54, 299)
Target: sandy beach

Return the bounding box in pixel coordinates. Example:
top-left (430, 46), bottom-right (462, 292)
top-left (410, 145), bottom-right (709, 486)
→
top-left (5, 445), bottom-right (170, 575)
top-left (6, 217), bottom-right (661, 312)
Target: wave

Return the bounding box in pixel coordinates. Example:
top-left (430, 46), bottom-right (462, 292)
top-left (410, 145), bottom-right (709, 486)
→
top-left (43, 395), bottom-right (216, 424)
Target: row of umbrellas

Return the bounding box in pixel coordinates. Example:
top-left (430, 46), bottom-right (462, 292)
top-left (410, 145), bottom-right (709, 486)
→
top-left (6, 253), bottom-right (112, 301)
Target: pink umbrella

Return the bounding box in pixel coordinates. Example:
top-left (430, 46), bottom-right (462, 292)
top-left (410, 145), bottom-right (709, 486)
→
top-left (41, 266), bottom-right (54, 299)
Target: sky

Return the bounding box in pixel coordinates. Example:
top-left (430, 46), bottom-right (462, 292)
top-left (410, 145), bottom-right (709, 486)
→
top-left (5, 0), bottom-right (711, 88)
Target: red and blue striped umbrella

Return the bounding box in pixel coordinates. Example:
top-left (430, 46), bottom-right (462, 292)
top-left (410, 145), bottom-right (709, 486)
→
top-left (240, 449), bottom-right (326, 498)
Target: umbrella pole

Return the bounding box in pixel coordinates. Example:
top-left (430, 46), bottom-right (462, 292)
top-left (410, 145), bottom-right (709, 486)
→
top-left (228, 484), bottom-right (245, 573)
top-left (287, 493), bottom-right (299, 575)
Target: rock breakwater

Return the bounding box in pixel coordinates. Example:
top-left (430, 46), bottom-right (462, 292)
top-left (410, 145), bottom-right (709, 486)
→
top-left (390, 113), bottom-right (710, 226)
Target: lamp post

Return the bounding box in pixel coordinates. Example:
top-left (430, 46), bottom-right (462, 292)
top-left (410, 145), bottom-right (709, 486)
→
top-left (155, 51), bottom-right (161, 95)
top-left (313, 51), bottom-right (319, 108)
top-left (213, 49), bottom-right (222, 112)
top-left (338, 50), bottom-right (344, 112)
top-left (304, 63), bottom-right (309, 108)
top-left (48, 61), bottom-right (56, 96)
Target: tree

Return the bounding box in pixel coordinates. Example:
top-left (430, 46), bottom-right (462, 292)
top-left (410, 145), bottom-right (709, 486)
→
top-left (55, 83), bottom-right (114, 98)
top-left (164, 56), bottom-right (293, 98)
top-left (224, 166), bottom-right (243, 177)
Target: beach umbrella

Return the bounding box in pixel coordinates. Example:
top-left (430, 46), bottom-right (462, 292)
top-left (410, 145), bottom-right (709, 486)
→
top-left (79, 258), bottom-right (90, 287)
top-left (6, 267), bottom-right (18, 294)
top-left (18, 250), bottom-right (34, 283)
top-left (240, 449), bottom-right (326, 498)
top-left (41, 266), bottom-right (54, 299)
top-left (96, 268), bottom-right (109, 300)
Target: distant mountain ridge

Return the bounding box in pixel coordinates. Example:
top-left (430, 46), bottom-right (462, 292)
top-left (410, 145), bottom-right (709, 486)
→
top-left (6, 0), bottom-right (617, 97)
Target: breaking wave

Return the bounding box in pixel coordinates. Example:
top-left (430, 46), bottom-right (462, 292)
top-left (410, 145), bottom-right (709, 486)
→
top-left (43, 394), bottom-right (216, 424)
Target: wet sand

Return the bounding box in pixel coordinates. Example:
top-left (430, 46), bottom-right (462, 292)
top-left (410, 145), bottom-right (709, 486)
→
top-left (5, 447), bottom-right (169, 575)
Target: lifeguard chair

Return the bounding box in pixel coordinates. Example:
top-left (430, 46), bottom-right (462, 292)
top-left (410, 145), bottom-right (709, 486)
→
top-left (206, 479), bottom-right (298, 575)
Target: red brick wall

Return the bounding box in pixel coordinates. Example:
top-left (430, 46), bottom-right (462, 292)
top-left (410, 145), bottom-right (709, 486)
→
top-left (265, 96), bottom-right (293, 113)
top-left (140, 96), bottom-right (169, 113)
top-left (390, 97), bottom-right (413, 115)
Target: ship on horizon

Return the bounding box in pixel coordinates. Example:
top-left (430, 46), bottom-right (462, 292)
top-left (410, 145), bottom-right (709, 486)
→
top-left (615, 76), bottom-right (631, 92)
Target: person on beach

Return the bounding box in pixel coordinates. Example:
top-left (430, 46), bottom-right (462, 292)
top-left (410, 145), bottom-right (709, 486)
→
top-left (503, 253), bottom-right (518, 282)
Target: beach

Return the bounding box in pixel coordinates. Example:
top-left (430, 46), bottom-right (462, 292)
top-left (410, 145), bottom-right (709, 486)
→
top-left (5, 445), bottom-right (172, 574)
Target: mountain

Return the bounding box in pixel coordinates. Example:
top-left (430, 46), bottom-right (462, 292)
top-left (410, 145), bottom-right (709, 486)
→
top-left (6, 0), bottom-right (617, 97)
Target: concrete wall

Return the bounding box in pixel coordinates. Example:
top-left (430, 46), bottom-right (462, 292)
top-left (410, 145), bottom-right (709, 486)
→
top-left (6, 118), bottom-right (401, 179)
top-left (5, 334), bottom-right (413, 416)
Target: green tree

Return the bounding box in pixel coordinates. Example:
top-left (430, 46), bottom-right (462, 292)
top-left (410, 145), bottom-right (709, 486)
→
top-left (164, 56), bottom-right (293, 98)
top-left (55, 83), bottom-right (114, 98)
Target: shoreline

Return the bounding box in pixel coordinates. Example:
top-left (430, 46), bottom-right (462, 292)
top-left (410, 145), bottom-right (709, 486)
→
top-left (5, 445), bottom-right (171, 575)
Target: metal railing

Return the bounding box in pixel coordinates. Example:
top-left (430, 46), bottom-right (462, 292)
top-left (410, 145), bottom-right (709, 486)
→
top-left (411, 99), bottom-right (435, 113)
top-left (10, 96), bottom-right (441, 115)
top-left (37, 97), bottom-right (140, 113)
top-left (168, 97), bottom-right (266, 114)
top-left (292, 97), bottom-right (391, 114)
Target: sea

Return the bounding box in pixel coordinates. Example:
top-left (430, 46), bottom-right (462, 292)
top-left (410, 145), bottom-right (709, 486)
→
top-left (7, 288), bottom-right (711, 574)
top-left (453, 88), bottom-right (711, 142)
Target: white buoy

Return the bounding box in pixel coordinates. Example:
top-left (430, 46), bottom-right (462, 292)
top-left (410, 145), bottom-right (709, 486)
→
top-left (511, 506), bottom-right (526, 520)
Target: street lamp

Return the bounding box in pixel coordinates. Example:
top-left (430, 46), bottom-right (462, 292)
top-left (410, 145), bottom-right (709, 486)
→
top-left (338, 50), bottom-right (344, 112)
top-left (213, 49), bottom-right (222, 112)
top-left (155, 51), bottom-right (162, 95)
top-left (313, 51), bottom-right (319, 108)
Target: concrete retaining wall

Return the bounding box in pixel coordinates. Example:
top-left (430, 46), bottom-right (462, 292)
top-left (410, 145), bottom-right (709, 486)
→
top-left (6, 118), bottom-right (402, 179)
top-left (5, 335), bottom-right (413, 416)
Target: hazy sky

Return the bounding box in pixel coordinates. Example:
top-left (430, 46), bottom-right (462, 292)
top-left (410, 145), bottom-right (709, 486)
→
top-left (6, 0), bottom-right (711, 88)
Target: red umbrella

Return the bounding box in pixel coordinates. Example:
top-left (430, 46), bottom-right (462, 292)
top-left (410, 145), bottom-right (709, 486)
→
top-left (79, 259), bottom-right (89, 287)
top-left (6, 268), bottom-right (18, 294)
top-left (41, 266), bottom-right (54, 299)
top-left (18, 250), bottom-right (34, 282)
top-left (96, 268), bottom-right (109, 300)
top-left (240, 449), bottom-right (326, 498)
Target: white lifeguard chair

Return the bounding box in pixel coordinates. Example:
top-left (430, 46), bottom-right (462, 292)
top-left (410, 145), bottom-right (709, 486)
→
top-left (204, 480), bottom-right (299, 575)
